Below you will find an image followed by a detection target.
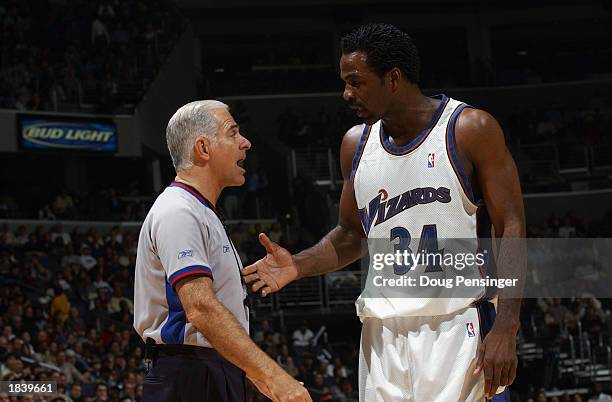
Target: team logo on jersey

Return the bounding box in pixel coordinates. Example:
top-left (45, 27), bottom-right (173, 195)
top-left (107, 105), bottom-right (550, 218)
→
top-left (358, 187), bottom-right (451, 234)
top-left (428, 153), bottom-right (435, 168)
top-left (223, 245), bottom-right (230, 253)
top-left (178, 249), bottom-right (193, 259)
top-left (466, 322), bottom-right (476, 337)
top-left (378, 189), bottom-right (388, 201)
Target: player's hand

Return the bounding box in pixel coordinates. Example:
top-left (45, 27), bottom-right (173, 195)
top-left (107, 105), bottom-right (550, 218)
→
top-left (265, 372), bottom-right (312, 402)
top-left (241, 233), bottom-right (299, 297)
top-left (473, 323), bottom-right (518, 400)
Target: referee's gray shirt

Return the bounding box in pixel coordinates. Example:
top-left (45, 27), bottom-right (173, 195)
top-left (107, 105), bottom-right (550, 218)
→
top-left (134, 181), bottom-right (248, 347)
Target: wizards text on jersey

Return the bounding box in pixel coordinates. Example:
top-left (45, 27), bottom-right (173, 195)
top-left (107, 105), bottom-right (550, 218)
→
top-left (359, 187), bottom-right (451, 235)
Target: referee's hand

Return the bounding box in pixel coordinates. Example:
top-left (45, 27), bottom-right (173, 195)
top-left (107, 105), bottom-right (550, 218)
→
top-left (242, 233), bottom-right (299, 297)
top-left (265, 371), bottom-right (312, 402)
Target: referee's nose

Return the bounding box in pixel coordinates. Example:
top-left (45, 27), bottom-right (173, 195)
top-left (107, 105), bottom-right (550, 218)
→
top-left (240, 133), bottom-right (251, 150)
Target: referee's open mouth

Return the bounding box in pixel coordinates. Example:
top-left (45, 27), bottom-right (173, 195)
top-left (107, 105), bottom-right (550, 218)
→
top-left (236, 157), bottom-right (246, 171)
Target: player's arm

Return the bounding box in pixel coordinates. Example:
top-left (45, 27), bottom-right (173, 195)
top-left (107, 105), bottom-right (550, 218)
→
top-left (456, 108), bottom-right (526, 398)
top-left (176, 278), bottom-right (310, 401)
top-left (242, 125), bottom-right (366, 296)
top-left (292, 124), bottom-right (367, 278)
top-left (457, 108), bottom-right (526, 327)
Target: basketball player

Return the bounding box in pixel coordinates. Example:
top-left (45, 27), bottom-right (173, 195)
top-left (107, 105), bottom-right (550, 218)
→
top-left (243, 24), bottom-right (525, 401)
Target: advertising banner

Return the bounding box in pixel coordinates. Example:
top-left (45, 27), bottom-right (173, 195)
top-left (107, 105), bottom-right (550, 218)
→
top-left (18, 115), bottom-right (118, 152)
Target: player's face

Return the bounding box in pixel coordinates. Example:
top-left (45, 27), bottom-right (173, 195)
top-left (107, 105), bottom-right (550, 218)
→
top-left (209, 109), bottom-right (251, 187)
top-left (340, 51), bottom-right (392, 124)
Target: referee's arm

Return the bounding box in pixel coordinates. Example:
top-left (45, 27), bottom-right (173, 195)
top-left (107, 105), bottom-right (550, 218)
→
top-left (176, 277), bottom-right (311, 402)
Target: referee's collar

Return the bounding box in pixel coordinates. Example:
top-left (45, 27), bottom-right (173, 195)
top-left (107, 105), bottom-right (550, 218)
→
top-left (169, 181), bottom-right (223, 219)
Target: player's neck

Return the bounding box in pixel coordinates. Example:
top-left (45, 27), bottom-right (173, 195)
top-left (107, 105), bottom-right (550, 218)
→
top-left (381, 91), bottom-right (439, 146)
top-left (174, 170), bottom-right (221, 205)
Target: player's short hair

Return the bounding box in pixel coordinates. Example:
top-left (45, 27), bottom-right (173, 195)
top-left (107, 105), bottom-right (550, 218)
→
top-left (341, 23), bottom-right (420, 84)
top-left (166, 100), bottom-right (229, 171)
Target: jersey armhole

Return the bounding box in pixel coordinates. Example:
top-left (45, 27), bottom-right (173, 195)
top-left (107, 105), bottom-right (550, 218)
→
top-left (445, 104), bottom-right (477, 204)
top-left (349, 124), bottom-right (372, 184)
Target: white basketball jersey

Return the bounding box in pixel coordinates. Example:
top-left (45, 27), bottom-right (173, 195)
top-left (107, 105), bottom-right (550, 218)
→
top-left (352, 94), bottom-right (492, 318)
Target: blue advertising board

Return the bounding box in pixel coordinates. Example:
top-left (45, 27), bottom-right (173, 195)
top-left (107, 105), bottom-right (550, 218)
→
top-left (18, 116), bottom-right (118, 152)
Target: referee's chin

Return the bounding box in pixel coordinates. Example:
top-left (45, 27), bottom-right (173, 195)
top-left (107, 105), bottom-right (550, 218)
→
top-left (226, 174), bottom-right (246, 188)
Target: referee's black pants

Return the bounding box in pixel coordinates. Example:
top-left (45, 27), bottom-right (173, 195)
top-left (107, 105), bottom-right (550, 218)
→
top-left (143, 344), bottom-right (246, 402)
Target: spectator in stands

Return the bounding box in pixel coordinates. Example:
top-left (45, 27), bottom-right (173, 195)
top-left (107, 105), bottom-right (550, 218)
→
top-left (558, 216), bottom-right (577, 238)
top-left (91, 16), bottom-right (110, 48)
top-left (52, 191), bottom-right (75, 219)
top-left (0, 224), bottom-right (15, 247)
top-left (51, 224), bottom-right (72, 245)
top-left (95, 382), bottom-right (109, 401)
top-left (79, 245), bottom-right (97, 271)
top-left (536, 390), bottom-right (547, 402)
top-left (65, 306), bottom-right (86, 335)
top-left (282, 356), bottom-right (299, 378)
top-left (293, 320), bottom-right (315, 349)
top-left (0, 353), bottom-right (20, 380)
top-left (38, 204), bottom-right (57, 220)
top-left (588, 383), bottom-right (612, 402)
top-left (581, 304), bottom-right (605, 336)
top-left (57, 350), bottom-right (84, 384)
top-left (13, 226), bottom-right (28, 247)
top-left (98, 1), bottom-right (115, 20)
top-left (109, 287), bottom-right (133, 314)
top-left (50, 286), bottom-right (70, 324)
top-left (69, 383), bottom-right (84, 402)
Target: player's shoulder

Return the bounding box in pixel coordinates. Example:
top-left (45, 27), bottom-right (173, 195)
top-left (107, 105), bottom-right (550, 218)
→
top-left (455, 107), bottom-right (502, 137)
top-left (343, 123), bottom-right (367, 143)
top-left (339, 124), bottom-right (367, 174)
top-left (454, 106), bottom-right (506, 160)
top-left (340, 124), bottom-right (366, 156)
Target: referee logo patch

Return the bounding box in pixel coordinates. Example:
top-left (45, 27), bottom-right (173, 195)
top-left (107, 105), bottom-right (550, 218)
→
top-left (178, 249), bottom-right (193, 259)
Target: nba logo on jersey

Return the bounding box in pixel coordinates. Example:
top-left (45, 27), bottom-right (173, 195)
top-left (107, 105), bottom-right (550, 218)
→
top-left (427, 153), bottom-right (435, 168)
top-left (466, 322), bottom-right (476, 337)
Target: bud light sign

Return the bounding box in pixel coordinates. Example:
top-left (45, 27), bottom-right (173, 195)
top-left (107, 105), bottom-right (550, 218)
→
top-left (18, 116), bottom-right (118, 152)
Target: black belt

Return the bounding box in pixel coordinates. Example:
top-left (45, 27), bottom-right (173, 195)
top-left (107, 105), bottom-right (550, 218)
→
top-left (157, 344), bottom-right (224, 360)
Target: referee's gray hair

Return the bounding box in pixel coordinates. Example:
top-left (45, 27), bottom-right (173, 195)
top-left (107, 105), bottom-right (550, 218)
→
top-left (166, 100), bottom-right (229, 171)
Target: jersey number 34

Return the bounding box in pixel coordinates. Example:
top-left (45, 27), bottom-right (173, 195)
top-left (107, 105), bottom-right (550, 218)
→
top-left (390, 224), bottom-right (443, 275)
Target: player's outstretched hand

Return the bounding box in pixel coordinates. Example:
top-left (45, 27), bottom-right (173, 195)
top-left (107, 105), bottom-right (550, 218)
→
top-left (473, 323), bottom-right (518, 400)
top-left (241, 233), bottom-right (299, 297)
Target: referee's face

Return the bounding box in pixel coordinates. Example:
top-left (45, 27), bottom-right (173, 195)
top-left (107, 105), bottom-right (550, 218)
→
top-left (209, 109), bottom-right (251, 187)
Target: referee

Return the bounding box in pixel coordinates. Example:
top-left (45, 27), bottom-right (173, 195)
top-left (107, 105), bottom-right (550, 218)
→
top-left (134, 100), bottom-right (311, 402)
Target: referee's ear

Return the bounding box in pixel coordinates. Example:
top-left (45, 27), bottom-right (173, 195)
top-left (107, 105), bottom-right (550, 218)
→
top-left (194, 136), bottom-right (211, 163)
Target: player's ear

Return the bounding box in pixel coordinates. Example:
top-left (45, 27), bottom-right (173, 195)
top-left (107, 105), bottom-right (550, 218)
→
top-left (194, 136), bottom-right (211, 163)
top-left (387, 68), bottom-right (401, 91)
